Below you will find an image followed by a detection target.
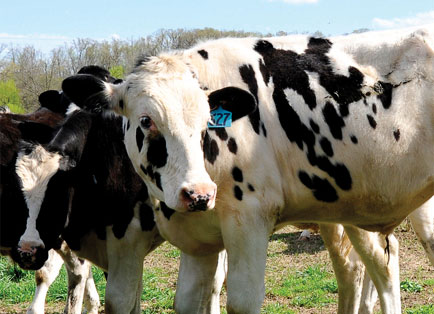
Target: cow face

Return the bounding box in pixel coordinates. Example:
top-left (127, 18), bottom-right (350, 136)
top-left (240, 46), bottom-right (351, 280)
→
top-left (62, 56), bottom-right (257, 211)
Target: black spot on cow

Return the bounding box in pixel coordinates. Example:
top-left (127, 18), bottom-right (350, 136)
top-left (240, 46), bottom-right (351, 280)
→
top-left (210, 128), bottom-right (228, 141)
top-left (154, 172), bottom-right (163, 191)
top-left (227, 137), bottom-right (238, 154)
top-left (259, 59), bottom-right (270, 86)
top-left (146, 165), bottom-right (155, 180)
top-left (372, 103), bottom-right (377, 114)
top-left (160, 202), bottom-right (175, 220)
top-left (234, 185), bottom-right (243, 201)
top-left (126, 120), bottom-right (130, 131)
top-left (309, 119), bottom-right (320, 134)
top-left (232, 167), bottom-right (243, 182)
top-left (393, 129), bottom-right (400, 141)
top-left (140, 164), bottom-right (148, 175)
top-left (375, 81), bottom-right (393, 109)
top-left (322, 102), bottom-right (345, 140)
top-left (367, 114), bottom-right (377, 129)
top-left (319, 137), bottom-right (333, 157)
top-left (136, 127), bottom-right (144, 152)
top-left (261, 123), bottom-right (267, 137)
top-left (350, 135), bottom-right (358, 144)
top-left (254, 38), bottom-right (357, 191)
top-left (147, 136), bottom-right (168, 168)
top-left (247, 184), bottom-right (255, 192)
top-left (298, 171), bottom-right (338, 202)
top-left (203, 132), bottom-right (219, 164)
top-left (239, 64), bottom-right (264, 136)
top-left (119, 100), bottom-right (124, 110)
top-left (139, 202), bottom-right (155, 231)
top-left (197, 49), bottom-right (209, 60)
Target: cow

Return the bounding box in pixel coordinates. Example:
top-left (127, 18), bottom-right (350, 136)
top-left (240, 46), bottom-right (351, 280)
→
top-left (6, 67), bottom-right (227, 314)
top-left (62, 26), bottom-right (434, 314)
top-left (0, 101), bottom-right (100, 313)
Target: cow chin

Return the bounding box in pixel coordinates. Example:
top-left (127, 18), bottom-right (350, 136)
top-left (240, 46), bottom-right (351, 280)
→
top-left (10, 246), bottom-right (49, 270)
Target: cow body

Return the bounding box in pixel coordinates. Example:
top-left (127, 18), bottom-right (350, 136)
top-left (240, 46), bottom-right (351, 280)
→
top-left (63, 27), bottom-right (433, 314)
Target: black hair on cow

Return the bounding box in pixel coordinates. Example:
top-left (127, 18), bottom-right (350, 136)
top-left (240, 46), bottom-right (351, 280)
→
top-left (208, 87), bottom-right (257, 122)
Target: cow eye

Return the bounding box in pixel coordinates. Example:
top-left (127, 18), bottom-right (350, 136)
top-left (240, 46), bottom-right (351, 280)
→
top-left (140, 116), bottom-right (152, 129)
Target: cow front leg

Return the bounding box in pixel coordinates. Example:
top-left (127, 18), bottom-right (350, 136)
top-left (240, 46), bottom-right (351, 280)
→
top-left (220, 213), bottom-right (270, 314)
top-left (83, 266), bottom-right (100, 314)
top-left (27, 250), bottom-right (64, 314)
top-left (319, 223), bottom-right (366, 314)
top-left (174, 250), bottom-right (226, 314)
top-left (60, 242), bottom-right (94, 314)
top-left (343, 225), bottom-right (401, 314)
top-left (104, 221), bottom-right (153, 314)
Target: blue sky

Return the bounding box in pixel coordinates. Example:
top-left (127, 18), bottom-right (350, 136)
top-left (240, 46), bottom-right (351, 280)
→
top-left (1, 0), bottom-right (433, 54)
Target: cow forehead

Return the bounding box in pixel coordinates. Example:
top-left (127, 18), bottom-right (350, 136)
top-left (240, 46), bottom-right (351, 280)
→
top-left (124, 57), bottom-right (211, 129)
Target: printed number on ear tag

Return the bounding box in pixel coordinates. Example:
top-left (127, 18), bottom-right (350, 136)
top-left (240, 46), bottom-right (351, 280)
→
top-left (208, 106), bottom-right (232, 128)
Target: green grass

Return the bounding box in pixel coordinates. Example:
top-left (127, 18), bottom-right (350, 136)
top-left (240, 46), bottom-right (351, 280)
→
top-left (405, 304), bottom-right (434, 314)
top-left (268, 265), bottom-right (338, 308)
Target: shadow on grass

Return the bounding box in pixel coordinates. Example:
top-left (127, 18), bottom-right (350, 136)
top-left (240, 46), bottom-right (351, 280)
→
top-left (269, 232), bottom-right (325, 255)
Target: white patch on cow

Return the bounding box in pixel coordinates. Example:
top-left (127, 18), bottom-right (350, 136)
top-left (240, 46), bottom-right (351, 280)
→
top-left (66, 103), bottom-right (81, 115)
top-left (16, 144), bottom-right (62, 249)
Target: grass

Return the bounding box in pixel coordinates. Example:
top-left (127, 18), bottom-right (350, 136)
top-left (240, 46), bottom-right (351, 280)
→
top-left (0, 220), bottom-right (433, 313)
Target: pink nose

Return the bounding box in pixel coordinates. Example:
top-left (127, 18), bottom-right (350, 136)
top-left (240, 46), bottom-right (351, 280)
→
top-left (181, 184), bottom-right (216, 211)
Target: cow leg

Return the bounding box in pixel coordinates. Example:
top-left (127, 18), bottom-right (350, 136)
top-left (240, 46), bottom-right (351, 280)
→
top-left (58, 242), bottom-right (93, 314)
top-left (83, 267), bottom-right (100, 314)
top-left (343, 226), bottom-right (401, 314)
top-left (220, 213), bottom-right (270, 314)
top-left (174, 250), bottom-right (226, 314)
top-left (104, 220), bottom-right (152, 314)
top-left (319, 223), bottom-right (366, 314)
top-left (359, 271), bottom-right (378, 314)
top-left (27, 250), bottom-right (64, 314)
top-left (409, 197), bottom-right (434, 265)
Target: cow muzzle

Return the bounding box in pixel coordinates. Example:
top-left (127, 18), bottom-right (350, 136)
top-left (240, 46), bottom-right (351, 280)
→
top-left (180, 183), bottom-right (217, 211)
top-left (11, 244), bottom-right (48, 270)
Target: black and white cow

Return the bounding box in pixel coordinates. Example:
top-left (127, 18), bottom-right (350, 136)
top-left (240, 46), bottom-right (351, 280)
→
top-left (63, 26), bottom-right (434, 314)
top-left (0, 103), bottom-right (100, 314)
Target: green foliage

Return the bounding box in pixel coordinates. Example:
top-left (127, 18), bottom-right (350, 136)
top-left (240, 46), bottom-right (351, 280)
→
top-left (405, 304), bottom-right (434, 314)
top-left (0, 79), bottom-right (25, 113)
top-left (269, 265), bottom-right (337, 308)
top-left (109, 65), bottom-right (125, 79)
top-left (401, 279), bottom-right (423, 293)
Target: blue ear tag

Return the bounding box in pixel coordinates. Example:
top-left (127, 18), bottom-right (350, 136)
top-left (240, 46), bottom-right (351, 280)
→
top-left (208, 106), bottom-right (232, 128)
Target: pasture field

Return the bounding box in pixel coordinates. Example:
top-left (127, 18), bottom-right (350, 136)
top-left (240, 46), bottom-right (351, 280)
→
top-left (0, 220), bottom-right (433, 314)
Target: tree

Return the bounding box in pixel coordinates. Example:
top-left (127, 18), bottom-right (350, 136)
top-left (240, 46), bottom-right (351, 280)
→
top-left (0, 79), bottom-right (25, 113)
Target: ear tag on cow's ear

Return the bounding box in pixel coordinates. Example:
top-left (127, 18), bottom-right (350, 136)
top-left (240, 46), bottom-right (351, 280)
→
top-left (208, 106), bottom-right (232, 128)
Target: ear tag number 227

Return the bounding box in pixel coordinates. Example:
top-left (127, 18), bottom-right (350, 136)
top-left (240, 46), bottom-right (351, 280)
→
top-left (208, 106), bottom-right (232, 128)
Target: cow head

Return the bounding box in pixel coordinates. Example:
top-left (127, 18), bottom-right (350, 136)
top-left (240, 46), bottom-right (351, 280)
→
top-left (11, 66), bottom-right (121, 269)
top-left (62, 55), bottom-right (257, 211)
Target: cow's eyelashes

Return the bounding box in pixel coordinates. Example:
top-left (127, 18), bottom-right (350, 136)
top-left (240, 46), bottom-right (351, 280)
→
top-left (140, 116), bottom-right (152, 129)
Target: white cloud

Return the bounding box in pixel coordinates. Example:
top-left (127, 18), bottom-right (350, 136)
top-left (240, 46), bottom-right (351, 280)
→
top-left (268, 0), bottom-right (318, 4)
top-left (110, 33), bottom-right (121, 40)
top-left (0, 33), bottom-right (70, 41)
top-left (373, 11), bottom-right (434, 29)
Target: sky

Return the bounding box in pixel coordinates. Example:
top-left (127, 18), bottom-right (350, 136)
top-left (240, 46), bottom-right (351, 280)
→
top-left (1, 0), bottom-right (433, 54)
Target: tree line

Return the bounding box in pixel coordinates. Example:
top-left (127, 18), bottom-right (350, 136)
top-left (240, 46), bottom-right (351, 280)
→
top-left (0, 27), bottom-right (340, 112)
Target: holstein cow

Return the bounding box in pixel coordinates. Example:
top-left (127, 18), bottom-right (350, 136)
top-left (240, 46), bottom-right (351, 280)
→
top-left (63, 26), bottom-right (434, 314)
top-left (0, 105), bottom-right (99, 314)
top-left (12, 68), bottom-right (227, 314)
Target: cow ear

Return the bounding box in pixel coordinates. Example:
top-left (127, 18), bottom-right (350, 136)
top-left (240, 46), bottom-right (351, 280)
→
top-left (18, 121), bottom-right (56, 143)
top-left (208, 87), bottom-right (257, 122)
top-left (62, 74), bottom-right (123, 114)
top-left (39, 90), bottom-right (71, 114)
